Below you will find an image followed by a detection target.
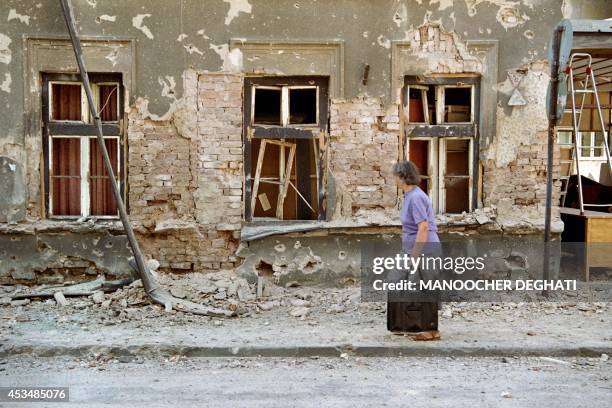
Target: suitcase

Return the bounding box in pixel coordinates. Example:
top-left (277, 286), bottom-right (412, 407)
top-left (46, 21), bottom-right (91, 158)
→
top-left (387, 301), bottom-right (438, 332)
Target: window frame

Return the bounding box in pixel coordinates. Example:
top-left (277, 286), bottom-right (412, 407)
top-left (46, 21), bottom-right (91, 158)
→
top-left (439, 137), bottom-right (474, 214)
top-left (403, 75), bottom-right (480, 214)
top-left (578, 131), bottom-right (606, 160)
top-left (243, 76), bottom-right (329, 222)
top-left (42, 73), bottom-right (125, 219)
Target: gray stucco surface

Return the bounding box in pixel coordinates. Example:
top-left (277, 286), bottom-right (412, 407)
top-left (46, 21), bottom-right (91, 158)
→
top-left (1, 0), bottom-right (609, 144)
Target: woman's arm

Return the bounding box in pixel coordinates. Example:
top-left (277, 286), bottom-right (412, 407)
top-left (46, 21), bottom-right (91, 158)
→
top-left (410, 220), bottom-right (429, 259)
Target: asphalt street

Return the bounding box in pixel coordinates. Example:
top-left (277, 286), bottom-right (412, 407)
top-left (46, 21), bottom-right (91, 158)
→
top-left (1, 355), bottom-right (610, 407)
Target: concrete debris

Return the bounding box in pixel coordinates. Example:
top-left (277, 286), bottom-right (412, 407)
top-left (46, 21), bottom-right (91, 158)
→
top-left (600, 354), bottom-right (609, 362)
top-left (257, 301), bottom-right (278, 311)
top-left (53, 292), bottom-right (69, 307)
top-left (92, 291), bottom-right (105, 304)
top-left (290, 298), bottom-right (311, 308)
top-left (170, 287), bottom-right (186, 299)
top-left (290, 306), bottom-right (310, 318)
top-left (147, 259), bottom-right (160, 271)
top-left (501, 391), bottom-right (512, 398)
top-left (327, 304), bottom-right (345, 314)
top-left (10, 299), bottom-right (29, 307)
top-left (539, 357), bottom-right (571, 366)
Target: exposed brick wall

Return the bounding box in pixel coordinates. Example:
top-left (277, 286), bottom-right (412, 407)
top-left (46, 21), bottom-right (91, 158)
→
top-left (127, 117), bottom-right (195, 230)
top-left (193, 73), bottom-right (243, 231)
top-left (127, 72), bottom-right (243, 272)
top-left (483, 130), bottom-right (560, 207)
top-left (329, 96), bottom-right (400, 217)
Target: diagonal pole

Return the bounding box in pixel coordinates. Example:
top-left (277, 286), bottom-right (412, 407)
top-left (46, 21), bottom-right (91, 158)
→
top-left (58, 0), bottom-right (158, 295)
top-left (58, 0), bottom-right (233, 317)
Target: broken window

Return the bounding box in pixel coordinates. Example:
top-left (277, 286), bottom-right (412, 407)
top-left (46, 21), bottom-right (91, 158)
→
top-left (441, 86), bottom-right (472, 123)
top-left (250, 139), bottom-right (319, 220)
top-left (245, 77), bottom-right (328, 222)
top-left (405, 82), bottom-right (474, 125)
top-left (251, 81), bottom-right (320, 128)
top-left (289, 87), bottom-right (318, 125)
top-left (253, 87), bottom-right (282, 125)
top-left (442, 139), bottom-right (471, 213)
top-left (404, 75), bottom-right (479, 213)
top-left (408, 139), bottom-right (433, 193)
top-left (43, 74), bottom-right (124, 218)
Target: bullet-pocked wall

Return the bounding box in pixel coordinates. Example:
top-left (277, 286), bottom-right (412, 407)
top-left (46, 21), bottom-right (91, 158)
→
top-left (1, 0), bottom-right (611, 281)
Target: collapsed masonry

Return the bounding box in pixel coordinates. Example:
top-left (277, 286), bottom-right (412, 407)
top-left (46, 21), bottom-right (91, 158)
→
top-left (0, 23), bottom-right (563, 285)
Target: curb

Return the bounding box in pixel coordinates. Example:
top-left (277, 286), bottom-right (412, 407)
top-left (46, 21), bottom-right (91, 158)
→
top-left (1, 344), bottom-right (610, 359)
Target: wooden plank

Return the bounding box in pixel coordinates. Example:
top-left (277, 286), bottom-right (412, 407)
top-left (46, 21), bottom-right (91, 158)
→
top-left (406, 124), bottom-right (476, 138)
top-left (586, 217), bottom-right (612, 242)
top-left (251, 139), bottom-right (267, 215)
top-left (296, 139), bottom-right (312, 219)
top-left (252, 127), bottom-right (318, 139)
top-left (276, 144), bottom-right (296, 219)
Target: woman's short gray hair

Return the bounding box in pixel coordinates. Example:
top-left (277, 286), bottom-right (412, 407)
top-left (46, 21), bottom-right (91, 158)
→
top-left (392, 161), bottom-right (421, 185)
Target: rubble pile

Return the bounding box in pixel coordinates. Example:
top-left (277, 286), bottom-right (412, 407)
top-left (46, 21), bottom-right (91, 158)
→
top-left (1, 275), bottom-right (609, 325)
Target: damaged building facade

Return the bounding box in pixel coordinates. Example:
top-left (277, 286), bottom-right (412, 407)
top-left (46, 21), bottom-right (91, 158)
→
top-left (0, 0), bottom-right (610, 285)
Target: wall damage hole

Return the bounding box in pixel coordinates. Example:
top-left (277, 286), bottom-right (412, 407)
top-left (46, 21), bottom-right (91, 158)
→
top-left (289, 87), bottom-right (317, 125)
top-left (51, 83), bottom-right (82, 121)
top-left (443, 87), bottom-right (472, 123)
top-left (254, 87), bottom-right (282, 125)
top-left (254, 260), bottom-right (274, 277)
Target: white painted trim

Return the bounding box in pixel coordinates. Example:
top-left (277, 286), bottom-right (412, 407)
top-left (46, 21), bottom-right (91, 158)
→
top-left (48, 136), bottom-right (53, 216)
top-left (281, 86), bottom-right (289, 126)
top-left (430, 139), bottom-right (439, 212)
top-left (80, 137), bottom-right (89, 217)
top-left (438, 138), bottom-right (446, 213)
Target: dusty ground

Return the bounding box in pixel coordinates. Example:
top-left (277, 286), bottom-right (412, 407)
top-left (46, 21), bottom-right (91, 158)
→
top-left (0, 274), bottom-right (610, 360)
top-left (1, 355), bottom-right (610, 407)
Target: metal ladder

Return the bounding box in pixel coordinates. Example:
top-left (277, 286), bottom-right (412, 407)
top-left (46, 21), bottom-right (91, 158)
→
top-left (559, 53), bottom-right (612, 214)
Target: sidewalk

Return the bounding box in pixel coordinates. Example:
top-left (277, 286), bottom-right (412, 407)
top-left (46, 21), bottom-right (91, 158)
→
top-left (1, 290), bottom-right (610, 358)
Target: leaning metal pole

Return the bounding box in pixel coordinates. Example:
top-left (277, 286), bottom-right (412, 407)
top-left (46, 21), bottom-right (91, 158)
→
top-left (58, 0), bottom-right (158, 295)
top-left (543, 25), bottom-right (564, 291)
top-left (59, 0), bottom-right (232, 317)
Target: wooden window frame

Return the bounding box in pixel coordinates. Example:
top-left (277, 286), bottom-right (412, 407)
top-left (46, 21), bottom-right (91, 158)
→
top-left (403, 75), bottom-right (480, 214)
top-left (42, 73), bottom-right (125, 219)
top-left (244, 76), bottom-right (329, 222)
top-left (439, 137), bottom-right (474, 214)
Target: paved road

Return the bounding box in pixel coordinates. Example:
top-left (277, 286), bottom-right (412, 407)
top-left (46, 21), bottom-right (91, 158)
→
top-left (1, 356), bottom-right (610, 407)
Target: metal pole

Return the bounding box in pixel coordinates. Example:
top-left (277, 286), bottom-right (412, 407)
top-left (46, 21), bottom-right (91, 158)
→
top-left (59, 0), bottom-right (159, 295)
top-left (543, 26), bottom-right (564, 287)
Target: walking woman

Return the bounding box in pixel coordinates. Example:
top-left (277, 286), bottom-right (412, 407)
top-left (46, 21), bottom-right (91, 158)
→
top-left (387, 160), bottom-right (441, 340)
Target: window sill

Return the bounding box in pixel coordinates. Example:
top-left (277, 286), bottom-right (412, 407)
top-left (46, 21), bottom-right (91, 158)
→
top-left (0, 218), bottom-right (124, 234)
